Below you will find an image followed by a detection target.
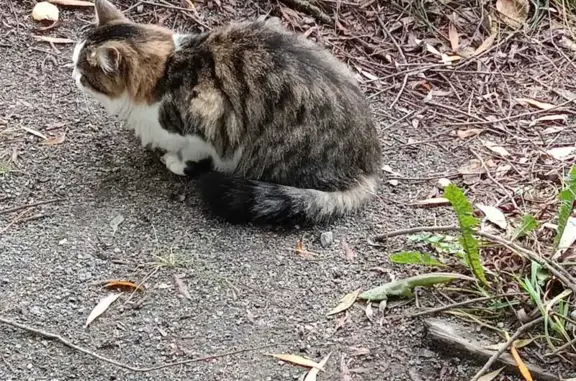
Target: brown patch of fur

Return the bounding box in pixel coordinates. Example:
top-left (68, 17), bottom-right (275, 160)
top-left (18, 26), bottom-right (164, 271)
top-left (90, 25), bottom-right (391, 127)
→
top-left (77, 23), bottom-right (174, 104)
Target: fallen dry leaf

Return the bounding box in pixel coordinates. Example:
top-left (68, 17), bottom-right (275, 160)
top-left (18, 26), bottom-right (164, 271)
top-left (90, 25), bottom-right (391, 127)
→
top-left (457, 128), bottom-right (484, 139)
top-left (32, 35), bottom-right (74, 44)
top-left (474, 30), bottom-right (496, 56)
top-left (516, 98), bottom-right (556, 110)
top-left (547, 146), bottom-right (576, 161)
top-left (448, 22), bottom-right (459, 52)
top-left (477, 204), bottom-right (508, 230)
top-left (174, 274), bottom-right (192, 301)
top-left (342, 240), bottom-right (356, 261)
top-left (340, 354), bottom-right (353, 381)
top-left (44, 132), bottom-right (66, 146)
top-left (85, 293), bottom-right (121, 328)
top-left (542, 126), bottom-right (567, 135)
top-left (269, 354), bottom-right (324, 371)
top-left (365, 302), bottom-right (374, 321)
top-left (557, 216), bottom-right (576, 250)
top-left (348, 347), bottom-right (370, 356)
top-left (483, 140), bottom-right (510, 156)
top-left (303, 352), bottom-right (332, 381)
top-left (411, 197), bottom-right (450, 207)
top-left (529, 114), bottom-right (568, 127)
top-left (327, 289), bottom-right (361, 316)
top-left (21, 126), bottom-right (48, 141)
top-left (477, 367), bottom-right (505, 381)
top-left (496, 0), bottom-right (529, 28)
top-left (103, 280), bottom-right (143, 292)
top-left (437, 178), bottom-right (452, 188)
top-left (49, 0), bottom-right (94, 6)
top-left (381, 164), bottom-right (401, 176)
top-left (109, 214), bottom-right (124, 235)
top-left (32, 2), bottom-right (59, 21)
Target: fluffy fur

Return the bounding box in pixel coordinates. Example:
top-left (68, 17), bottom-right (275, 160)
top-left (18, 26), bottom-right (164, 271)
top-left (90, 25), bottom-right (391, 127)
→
top-left (73, 0), bottom-right (382, 225)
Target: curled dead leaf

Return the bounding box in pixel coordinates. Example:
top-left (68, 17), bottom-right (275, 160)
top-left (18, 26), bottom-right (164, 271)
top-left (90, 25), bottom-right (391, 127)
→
top-left (516, 98), bottom-right (556, 110)
top-left (103, 280), bottom-right (144, 292)
top-left (457, 128), bottom-right (484, 139)
top-left (496, 0), bottom-right (529, 28)
top-left (483, 140), bottom-right (510, 156)
top-left (476, 204), bottom-right (508, 229)
top-left (44, 133), bottom-right (66, 146)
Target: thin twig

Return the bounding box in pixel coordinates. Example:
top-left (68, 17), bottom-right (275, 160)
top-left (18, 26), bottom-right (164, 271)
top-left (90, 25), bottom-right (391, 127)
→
top-left (470, 149), bottom-right (518, 210)
top-left (470, 317), bottom-right (545, 381)
top-left (406, 293), bottom-right (521, 318)
top-left (375, 10), bottom-right (406, 63)
top-left (389, 74), bottom-right (408, 109)
top-left (0, 199), bottom-right (63, 216)
top-left (445, 97), bottom-right (576, 126)
top-left (0, 316), bottom-right (275, 372)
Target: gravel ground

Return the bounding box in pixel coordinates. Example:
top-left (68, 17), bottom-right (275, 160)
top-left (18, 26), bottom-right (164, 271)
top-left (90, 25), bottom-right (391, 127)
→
top-left (0, 1), bottom-right (546, 381)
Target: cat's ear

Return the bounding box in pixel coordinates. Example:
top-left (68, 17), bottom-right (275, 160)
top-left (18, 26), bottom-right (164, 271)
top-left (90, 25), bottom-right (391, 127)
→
top-left (94, 0), bottom-right (125, 26)
top-left (95, 46), bottom-right (121, 74)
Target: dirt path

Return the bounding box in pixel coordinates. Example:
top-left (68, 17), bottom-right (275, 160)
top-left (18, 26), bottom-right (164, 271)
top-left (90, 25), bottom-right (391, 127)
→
top-left (2, 1), bottom-right (575, 381)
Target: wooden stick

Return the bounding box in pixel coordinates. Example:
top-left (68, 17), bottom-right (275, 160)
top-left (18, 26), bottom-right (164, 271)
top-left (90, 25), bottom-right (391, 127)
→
top-left (0, 199), bottom-right (63, 216)
top-left (0, 316), bottom-right (275, 372)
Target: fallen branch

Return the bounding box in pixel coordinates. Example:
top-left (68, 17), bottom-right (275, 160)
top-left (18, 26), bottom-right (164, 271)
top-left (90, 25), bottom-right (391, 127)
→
top-left (0, 198), bottom-right (63, 216)
top-left (0, 316), bottom-right (274, 372)
top-left (424, 318), bottom-right (558, 381)
top-left (406, 293), bottom-right (521, 318)
top-left (280, 0), bottom-right (332, 24)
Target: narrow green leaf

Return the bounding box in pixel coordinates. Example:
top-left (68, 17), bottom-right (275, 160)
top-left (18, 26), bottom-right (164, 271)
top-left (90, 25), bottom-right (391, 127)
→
top-left (512, 215), bottom-right (538, 241)
top-left (443, 184), bottom-right (488, 285)
top-left (389, 251), bottom-right (446, 266)
top-left (358, 272), bottom-right (476, 301)
top-left (555, 165), bottom-right (576, 249)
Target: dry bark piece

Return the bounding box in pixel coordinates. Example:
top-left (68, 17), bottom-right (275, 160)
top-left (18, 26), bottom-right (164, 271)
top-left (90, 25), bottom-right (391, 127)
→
top-left (49, 0), bottom-right (94, 6)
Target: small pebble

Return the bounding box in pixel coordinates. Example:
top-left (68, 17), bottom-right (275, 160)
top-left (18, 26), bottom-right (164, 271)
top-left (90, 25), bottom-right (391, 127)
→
top-left (320, 231), bottom-right (333, 248)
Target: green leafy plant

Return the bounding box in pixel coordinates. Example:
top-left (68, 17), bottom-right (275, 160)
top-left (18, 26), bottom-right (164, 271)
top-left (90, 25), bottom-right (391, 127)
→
top-left (389, 251), bottom-right (446, 266)
top-left (555, 165), bottom-right (576, 248)
top-left (512, 214), bottom-right (538, 241)
top-left (444, 184), bottom-right (488, 286)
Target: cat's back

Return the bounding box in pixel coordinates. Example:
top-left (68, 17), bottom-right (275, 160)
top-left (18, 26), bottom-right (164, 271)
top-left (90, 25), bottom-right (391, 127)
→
top-left (195, 19), bottom-right (361, 94)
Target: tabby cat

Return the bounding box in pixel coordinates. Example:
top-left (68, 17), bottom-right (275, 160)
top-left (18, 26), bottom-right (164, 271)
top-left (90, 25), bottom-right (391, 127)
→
top-left (72, 0), bottom-right (382, 225)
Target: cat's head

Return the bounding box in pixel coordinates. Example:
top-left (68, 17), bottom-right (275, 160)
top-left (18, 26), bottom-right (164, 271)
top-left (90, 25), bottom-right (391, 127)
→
top-left (72, 0), bottom-right (174, 112)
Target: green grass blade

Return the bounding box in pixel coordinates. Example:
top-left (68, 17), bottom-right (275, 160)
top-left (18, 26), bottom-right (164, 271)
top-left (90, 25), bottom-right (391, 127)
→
top-left (555, 165), bottom-right (576, 249)
top-left (444, 184), bottom-right (487, 285)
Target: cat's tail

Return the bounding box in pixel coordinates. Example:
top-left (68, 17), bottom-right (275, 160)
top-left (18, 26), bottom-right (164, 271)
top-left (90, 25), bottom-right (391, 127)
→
top-left (195, 172), bottom-right (378, 225)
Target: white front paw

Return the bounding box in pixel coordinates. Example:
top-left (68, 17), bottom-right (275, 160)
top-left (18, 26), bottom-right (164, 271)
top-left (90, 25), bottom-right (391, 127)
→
top-left (161, 152), bottom-right (187, 176)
